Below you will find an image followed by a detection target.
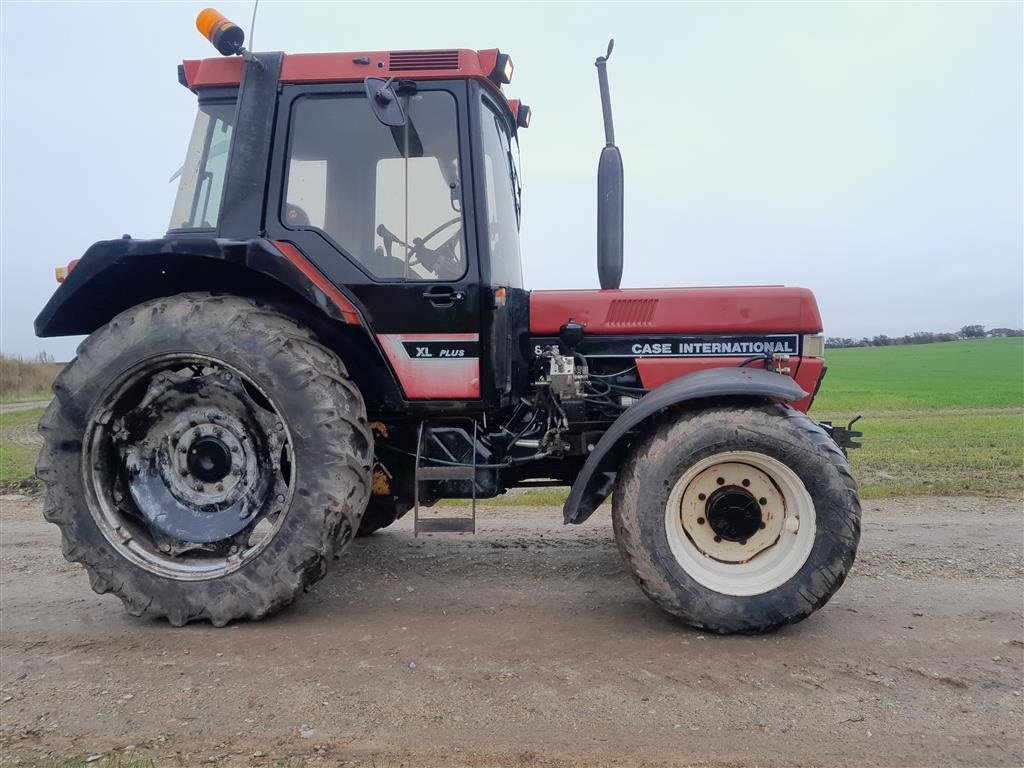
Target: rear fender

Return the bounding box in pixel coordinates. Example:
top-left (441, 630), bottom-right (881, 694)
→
top-left (562, 367), bottom-right (807, 525)
top-left (35, 237), bottom-right (364, 336)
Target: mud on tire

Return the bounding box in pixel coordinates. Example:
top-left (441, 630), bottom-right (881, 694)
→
top-left (612, 401), bottom-right (860, 634)
top-left (36, 294), bottom-right (372, 626)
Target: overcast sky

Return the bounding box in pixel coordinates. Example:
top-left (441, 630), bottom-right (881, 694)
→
top-left (2, 1), bottom-right (1021, 359)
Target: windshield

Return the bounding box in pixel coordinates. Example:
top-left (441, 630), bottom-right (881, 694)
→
top-left (282, 90), bottom-right (465, 281)
top-left (169, 102), bottom-right (235, 231)
top-left (479, 99), bottom-right (523, 288)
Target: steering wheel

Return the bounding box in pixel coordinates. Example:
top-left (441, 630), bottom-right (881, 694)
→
top-left (377, 217), bottom-right (463, 278)
top-left (284, 203), bottom-right (311, 227)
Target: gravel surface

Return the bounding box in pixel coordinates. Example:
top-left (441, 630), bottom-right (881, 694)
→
top-left (0, 495), bottom-right (1021, 767)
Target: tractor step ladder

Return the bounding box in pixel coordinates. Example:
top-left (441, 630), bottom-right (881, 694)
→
top-left (413, 422), bottom-right (477, 536)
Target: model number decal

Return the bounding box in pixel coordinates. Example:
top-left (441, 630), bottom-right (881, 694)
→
top-left (402, 341), bottom-right (480, 359)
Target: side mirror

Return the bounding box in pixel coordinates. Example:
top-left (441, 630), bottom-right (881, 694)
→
top-left (364, 77), bottom-right (407, 127)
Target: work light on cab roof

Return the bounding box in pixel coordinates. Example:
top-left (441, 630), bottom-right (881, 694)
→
top-left (33, 6), bottom-right (863, 636)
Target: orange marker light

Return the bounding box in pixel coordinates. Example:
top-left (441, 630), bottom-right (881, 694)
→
top-left (196, 8), bottom-right (245, 56)
top-left (54, 259), bottom-right (78, 284)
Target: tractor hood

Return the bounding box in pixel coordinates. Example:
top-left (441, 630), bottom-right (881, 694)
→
top-left (529, 287), bottom-right (822, 335)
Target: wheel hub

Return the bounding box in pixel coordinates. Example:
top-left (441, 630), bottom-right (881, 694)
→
top-left (678, 461), bottom-right (788, 564)
top-left (166, 415), bottom-right (252, 506)
top-left (110, 367), bottom-right (288, 548)
top-left (187, 436), bottom-right (233, 483)
top-left (705, 487), bottom-right (763, 543)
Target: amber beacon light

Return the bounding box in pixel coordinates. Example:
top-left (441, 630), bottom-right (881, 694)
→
top-left (196, 8), bottom-right (246, 56)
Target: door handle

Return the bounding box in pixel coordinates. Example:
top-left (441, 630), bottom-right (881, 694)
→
top-left (422, 286), bottom-right (465, 308)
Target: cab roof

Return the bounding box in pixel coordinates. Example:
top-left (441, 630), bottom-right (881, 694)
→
top-left (179, 48), bottom-right (517, 115)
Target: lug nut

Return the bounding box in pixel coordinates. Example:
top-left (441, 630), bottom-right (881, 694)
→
top-left (739, 538), bottom-right (747, 545)
top-left (193, 482), bottom-right (204, 491)
top-left (179, 445), bottom-right (187, 454)
top-left (275, 422), bottom-right (284, 431)
top-left (716, 477), bottom-right (725, 485)
top-left (230, 445), bottom-right (239, 453)
top-left (180, 469), bottom-right (189, 477)
top-left (216, 483), bottom-right (224, 492)
top-left (276, 494), bottom-right (285, 503)
top-left (713, 535), bottom-right (722, 543)
top-left (758, 497), bottom-right (767, 505)
top-left (742, 479), bottom-right (750, 487)
top-left (698, 493), bottom-right (706, 501)
top-left (160, 544), bottom-right (171, 553)
top-left (696, 517), bottom-right (705, 525)
top-left (759, 521), bottom-right (766, 529)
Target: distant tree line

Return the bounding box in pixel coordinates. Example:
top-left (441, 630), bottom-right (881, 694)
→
top-left (826, 325), bottom-right (1024, 348)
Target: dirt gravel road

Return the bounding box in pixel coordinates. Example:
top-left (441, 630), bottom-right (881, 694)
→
top-left (1, 496), bottom-right (1021, 767)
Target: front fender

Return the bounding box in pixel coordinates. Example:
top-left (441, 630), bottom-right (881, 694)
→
top-left (34, 237), bottom-right (363, 337)
top-left (562, 367), bottom-right (807, 524)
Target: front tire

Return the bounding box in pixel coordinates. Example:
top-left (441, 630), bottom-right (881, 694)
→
top-left (612, 401), bottom-right (860, 634)
top-left (36, 294), bottom-right (372, 626)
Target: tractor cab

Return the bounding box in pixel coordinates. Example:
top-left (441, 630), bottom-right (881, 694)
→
top-left (171, 46), bottom-right (530, 405)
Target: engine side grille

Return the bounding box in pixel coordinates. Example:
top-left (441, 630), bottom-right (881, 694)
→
top-left (605, 298), bottom-right (658, 327)
top-left (389, 50), bottom-right (460, 71)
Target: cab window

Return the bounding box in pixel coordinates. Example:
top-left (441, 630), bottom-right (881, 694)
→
top-left (479, 100), bottom-right (523, 288)
top-left (282, 91), bottom-right (465, 281)
top-left (169, 102), bottom-right (235, 230)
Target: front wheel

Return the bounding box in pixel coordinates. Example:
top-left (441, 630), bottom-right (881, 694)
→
top-left (612, 402), bottom-right (860, 634)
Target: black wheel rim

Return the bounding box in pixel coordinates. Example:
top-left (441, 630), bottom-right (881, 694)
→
top-left (83, 354), bottom-right (295, 580)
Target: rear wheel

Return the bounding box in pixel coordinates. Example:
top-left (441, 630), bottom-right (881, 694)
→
top-left (612, 402), bottom-right (860, 634)
top-left (37, 294), bottom-right (372, 626)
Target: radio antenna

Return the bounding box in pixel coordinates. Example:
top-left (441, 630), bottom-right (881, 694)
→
top-left (248, 0), bottom-right (260, 50)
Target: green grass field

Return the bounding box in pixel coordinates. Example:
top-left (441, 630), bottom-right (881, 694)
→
top-left (812, 338), bottom-right (1023, 498)
top-left (812, 337), bottom-right (1024, 411)
top-left (2, 339), bottom-right (1022, 500)
top-left (0, 407), bottom-right (45, 492)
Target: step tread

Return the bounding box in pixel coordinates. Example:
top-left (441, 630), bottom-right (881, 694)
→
top-left (417, 465), bottom-right (476, 481)
top-left (415, 517), bottom-right (476, 533)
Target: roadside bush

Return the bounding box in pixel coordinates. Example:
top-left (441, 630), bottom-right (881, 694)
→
top-left (0, 353), bottom-right (62, 402)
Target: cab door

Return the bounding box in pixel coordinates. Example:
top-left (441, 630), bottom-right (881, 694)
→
top-left (266, 81), bottom-right (483, 402)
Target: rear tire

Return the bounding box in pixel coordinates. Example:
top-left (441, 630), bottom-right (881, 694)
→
top-left (36, 294), bottom-right (372, 626)
top-left (612, 401), bottom-right (860, 634)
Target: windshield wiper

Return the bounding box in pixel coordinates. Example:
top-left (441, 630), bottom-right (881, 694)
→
top-left (507, 149), bottom-right (522, 225)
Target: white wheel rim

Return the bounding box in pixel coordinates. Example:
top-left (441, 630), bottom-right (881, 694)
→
top-left (664, 451), bottom-right (816, 596)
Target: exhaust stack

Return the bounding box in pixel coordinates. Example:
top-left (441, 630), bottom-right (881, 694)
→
top-left (595, 39), bottom-right (623, 290)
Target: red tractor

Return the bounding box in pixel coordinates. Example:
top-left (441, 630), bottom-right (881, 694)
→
top-left (34, 11), bottom-right (861, 633)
